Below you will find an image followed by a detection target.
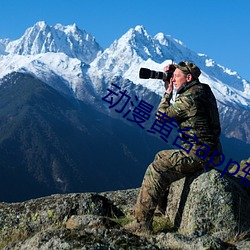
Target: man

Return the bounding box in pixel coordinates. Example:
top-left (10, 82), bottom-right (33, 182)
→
top-left (124, 61), bottom-right (222, 233)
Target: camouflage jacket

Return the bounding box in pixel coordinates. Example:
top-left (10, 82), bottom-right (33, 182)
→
top-left (157, 79), bottom-right (221, 154)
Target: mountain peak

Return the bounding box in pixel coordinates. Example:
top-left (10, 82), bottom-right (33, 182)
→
top-left (54, 23), bottom-right (79, 33)
top-left (134, 25), bottom-right (147, 34)
top-left (154, 32), bottom-right (185, 49)
top-left (125, 25), bottom-right (151, 41)
top-left (5, 21), bottom-right (102, 64)
top-left (34, 21), bottom-right (48, 29)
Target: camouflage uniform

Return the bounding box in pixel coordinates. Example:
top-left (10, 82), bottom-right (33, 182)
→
top-left (134, 79), bottom-right (222, 225)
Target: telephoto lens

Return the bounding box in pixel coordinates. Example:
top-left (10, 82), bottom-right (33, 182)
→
top-left (139, 65), bottom-right (176, 82)
top-left (139, 68), bottom-right (167, 80)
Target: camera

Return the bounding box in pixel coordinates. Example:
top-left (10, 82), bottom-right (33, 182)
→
top-left (139, 64), bottom-right (176, 82)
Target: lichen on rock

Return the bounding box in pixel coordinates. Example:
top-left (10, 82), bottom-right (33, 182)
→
top-left (165, 169), bottom-right (250, 241)
top-left (1, 168), bottom-right (250, 249)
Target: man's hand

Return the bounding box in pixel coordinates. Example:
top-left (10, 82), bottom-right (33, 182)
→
top-left (163, 65), bottom-right (174, 94)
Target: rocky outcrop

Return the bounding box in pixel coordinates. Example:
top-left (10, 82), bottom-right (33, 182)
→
top-left (0, 192), bottom-right (158, 250)
top-left (229, 157), bottom-right (250, 180)
top-left (1, 169), bottom-right (250, 249)
top-left (165, 169), bottom-right (250, 241)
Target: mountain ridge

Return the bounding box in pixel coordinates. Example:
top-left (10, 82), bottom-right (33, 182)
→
top-left (3, 21), bottom-right (102, 64)
top-left (1, 22), bottom-right (249, 105)
top-left (0, 22), bottom-right (249, 201)
top-left (0, 21), bottom-right (250, 144)
top-left (0, 72), bottom-right (168, 202)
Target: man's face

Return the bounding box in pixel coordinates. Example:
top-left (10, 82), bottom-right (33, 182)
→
top-left (172, 68), bottom-right (188, 90)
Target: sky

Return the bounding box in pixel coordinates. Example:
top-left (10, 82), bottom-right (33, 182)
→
top-left (0, 0), bottom-right (250, 81)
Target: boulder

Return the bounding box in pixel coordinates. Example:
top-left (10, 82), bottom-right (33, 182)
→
top-left (165, 169), bottom-right (250, 241)
top-left (65, 214), bottom-right (120, 230)
top-left (0, 193), bottom-right (124, 248)
top-left (156, 232), bottom-right (226, 250)
top-left (4, 228), bottom-right (161, 250)
top-left (1, 168), bottom-right (250, 249)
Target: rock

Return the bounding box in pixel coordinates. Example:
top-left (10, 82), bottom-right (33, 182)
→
top-left (156, 232), bottom-right (227, 250)
top-left (101, 188), bottom-right (140, 215)
top-left (1, 168), bottom-right (250, 249)
top-left (65, 214), bottom-right (120, 230)
top-left (0, 192), bottom-right (124, 248)
top-left (165, 169), bottom-right (250, 241)
top-left (3, 228), bottom-right (162, 250)
top-left (229, 157), bottom-right (250, 182)
top-left (235, 240), bottom-right (250, 250)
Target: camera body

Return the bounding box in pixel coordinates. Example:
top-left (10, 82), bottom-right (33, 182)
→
top-left (139, 65), bottom-right (176, 82)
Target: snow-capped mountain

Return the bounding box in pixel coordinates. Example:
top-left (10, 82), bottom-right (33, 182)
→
top-left (87, 25), bottom-right (250, 145)
top-left (0, 39), bottom-right (9, 55)
top-left (0, 53), bottom-right (99, 102)
top-left (3, 21), bottom-right (102, 64)
top-left (89, 25), bottom-right (250, 110)
top-left (0, 21), bottom-right (103, 102)
top-left (0, 22), bottom-right (250, 144)
top-left (0, 22), bottom-right (250, 201)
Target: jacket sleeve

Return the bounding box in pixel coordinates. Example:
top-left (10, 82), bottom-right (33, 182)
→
top-left (157, 92), bottom-right (196, 123)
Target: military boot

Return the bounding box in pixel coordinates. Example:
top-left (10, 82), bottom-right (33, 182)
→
top-left (124, 218), bottom-right (153, 234)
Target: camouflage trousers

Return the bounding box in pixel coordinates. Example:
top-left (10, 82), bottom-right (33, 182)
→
top-left (134, 149), bottom-right (206, 223)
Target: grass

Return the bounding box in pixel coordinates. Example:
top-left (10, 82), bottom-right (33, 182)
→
top-left (0, 228), bottom-right (29, 249)
top-left (152, 216), bottom-right (174, 234)
top-left (113, 214), bottom-right (174, 235)
top-left (112, 216), bottom-right (134, 227)
top-left (225, 230), bottom-right (250, 245)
